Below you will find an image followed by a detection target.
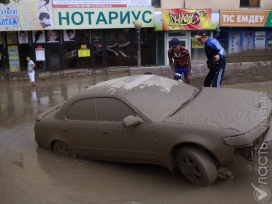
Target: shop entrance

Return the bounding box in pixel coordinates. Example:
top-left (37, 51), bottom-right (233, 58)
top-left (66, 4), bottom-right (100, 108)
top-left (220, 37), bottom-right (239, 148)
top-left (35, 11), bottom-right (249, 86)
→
top-left (47, 44), bottom-right (60, 71)
top-left (18, 44), bottom-right (30, 71)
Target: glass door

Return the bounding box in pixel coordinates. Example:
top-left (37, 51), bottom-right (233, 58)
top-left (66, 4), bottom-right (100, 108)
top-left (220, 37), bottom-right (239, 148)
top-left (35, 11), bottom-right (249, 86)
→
top-left (47, 44), bottom-right (60, 70)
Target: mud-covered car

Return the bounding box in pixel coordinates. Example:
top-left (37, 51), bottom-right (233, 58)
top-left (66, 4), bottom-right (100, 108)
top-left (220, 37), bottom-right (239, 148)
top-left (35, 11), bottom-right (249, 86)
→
top-left (35, 75), bottom-right (272, 186)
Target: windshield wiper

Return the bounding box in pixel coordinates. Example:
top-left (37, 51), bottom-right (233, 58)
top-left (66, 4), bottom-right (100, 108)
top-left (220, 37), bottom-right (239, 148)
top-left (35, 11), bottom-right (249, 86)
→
top-left (169, 87), bottom-right (202, 117)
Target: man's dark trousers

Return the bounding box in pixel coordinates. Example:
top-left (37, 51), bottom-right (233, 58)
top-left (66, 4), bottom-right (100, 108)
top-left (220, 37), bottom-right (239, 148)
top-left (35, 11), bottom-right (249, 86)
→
top-left (204, 66), bottom-right (225, 88)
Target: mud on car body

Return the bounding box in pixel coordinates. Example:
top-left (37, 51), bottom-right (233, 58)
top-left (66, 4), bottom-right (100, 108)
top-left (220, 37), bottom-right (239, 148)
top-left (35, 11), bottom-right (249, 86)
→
top-left (35, 75), bottom-right (272, 186)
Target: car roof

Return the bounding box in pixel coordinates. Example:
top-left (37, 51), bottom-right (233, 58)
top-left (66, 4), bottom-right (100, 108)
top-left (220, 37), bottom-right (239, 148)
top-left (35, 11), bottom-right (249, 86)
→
top-left (78, 75), bottom-right (157, 98)
top-left (56, 75), bottom-right (195, 122)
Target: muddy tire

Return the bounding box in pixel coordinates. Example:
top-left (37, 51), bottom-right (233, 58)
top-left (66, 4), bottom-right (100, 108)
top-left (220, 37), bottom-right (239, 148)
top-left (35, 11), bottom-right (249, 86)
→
top-left (53, 141), bottom-right (74, 157)
top-left (177, 146), bottom-right (217, 186)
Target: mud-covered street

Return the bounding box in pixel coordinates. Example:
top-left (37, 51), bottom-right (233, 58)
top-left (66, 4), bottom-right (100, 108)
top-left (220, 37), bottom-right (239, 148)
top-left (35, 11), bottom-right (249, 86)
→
top-left (0, 73), bottom-right (271, 204)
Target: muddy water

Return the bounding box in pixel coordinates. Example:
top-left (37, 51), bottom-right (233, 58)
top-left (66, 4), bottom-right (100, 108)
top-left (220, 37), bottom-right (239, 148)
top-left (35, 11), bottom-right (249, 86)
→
top-left (0, 73), bottom-right (271, 204)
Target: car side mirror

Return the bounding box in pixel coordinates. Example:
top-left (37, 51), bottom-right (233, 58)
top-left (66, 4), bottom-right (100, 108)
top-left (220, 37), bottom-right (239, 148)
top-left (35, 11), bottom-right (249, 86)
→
top-left (122, 115), bottom-right (144, 128)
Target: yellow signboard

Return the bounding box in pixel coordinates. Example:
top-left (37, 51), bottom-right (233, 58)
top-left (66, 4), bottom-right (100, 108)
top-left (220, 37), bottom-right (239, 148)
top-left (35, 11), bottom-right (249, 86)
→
top-left (78, 49), bottom-right (90, 57)
top-left (192, 38), bottom-right (204, 49)
top-left (6, 31), bottom-right (18, 44)
top-left (8, 45), bottom-right (20, 72)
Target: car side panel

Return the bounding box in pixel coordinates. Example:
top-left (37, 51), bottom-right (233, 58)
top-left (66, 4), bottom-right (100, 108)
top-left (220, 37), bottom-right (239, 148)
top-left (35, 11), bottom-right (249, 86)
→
top-left (58, 120), bottom-right (103, 159)
top-left (97, 121), bottom-right (160, 163)
top-left (152, 123), bottom-right (235, 171)
top-left (35, 118), bottom-right (61, 151)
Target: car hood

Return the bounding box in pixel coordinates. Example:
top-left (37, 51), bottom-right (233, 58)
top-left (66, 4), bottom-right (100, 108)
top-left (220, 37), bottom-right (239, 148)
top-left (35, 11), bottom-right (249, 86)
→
top-left (165, 88), bottom-right (272, 134)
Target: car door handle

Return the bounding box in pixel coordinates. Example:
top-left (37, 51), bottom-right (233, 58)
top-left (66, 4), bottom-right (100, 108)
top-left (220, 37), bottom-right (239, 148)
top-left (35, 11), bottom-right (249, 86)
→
top-left (62, 129), bottom-right (67, 132)
top-left (102, 132), bottom-right (109, 135)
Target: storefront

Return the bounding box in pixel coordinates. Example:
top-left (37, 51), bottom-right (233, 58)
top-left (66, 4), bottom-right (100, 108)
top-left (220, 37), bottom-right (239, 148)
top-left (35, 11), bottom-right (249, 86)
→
top-left (0, 1), bottom-right (155, 72)
top-left (154, 9), bottom-right (219, 66)
top-left (154, 9), bottom-right (272, 66)
top-left (217, 10), bottom-right (272, 63)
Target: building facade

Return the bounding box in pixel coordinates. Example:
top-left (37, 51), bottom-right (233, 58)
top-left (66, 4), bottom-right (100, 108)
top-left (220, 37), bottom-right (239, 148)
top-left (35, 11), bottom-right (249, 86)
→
top-left (0, 0), bottom-right (271, 72)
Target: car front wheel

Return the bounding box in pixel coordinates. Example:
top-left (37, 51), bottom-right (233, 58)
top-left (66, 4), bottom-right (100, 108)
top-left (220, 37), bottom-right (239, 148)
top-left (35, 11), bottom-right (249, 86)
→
top-left (53, 141), bottom-right (74, 157)
top-left (177, 146), bottom-right (217, 186)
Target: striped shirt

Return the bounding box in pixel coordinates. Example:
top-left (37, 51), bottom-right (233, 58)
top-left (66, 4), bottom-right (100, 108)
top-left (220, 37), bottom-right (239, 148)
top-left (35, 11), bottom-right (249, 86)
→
top-left (168, 46), bottom-right (190, 68)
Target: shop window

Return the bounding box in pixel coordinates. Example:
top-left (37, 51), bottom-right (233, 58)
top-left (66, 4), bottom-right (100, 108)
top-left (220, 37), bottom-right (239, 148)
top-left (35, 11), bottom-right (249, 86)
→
top-left (168, 31), bottom-right (186, 37)
top-left (92, 29), bottom-right (104, 68)
top-left (77, 30), bottom-right (90, 42)
top-left (240, 0), bottom-right (259, 7)
top-left (64, 43), bottom-right (77, 69)
top-left (190, 30), bottom-right (212, 61)
top-left (106, 29), bottom-right (131, 67)
top-left (134, 28), bottom-right (156, 66)
top-left (268, 31), bottom-right (272, 50)
top-left (152, 0), bottom-right (160, 8)
top-left (157, 31), bottom-right (165, 65)
top-left (78, 43), bottom-right (91, 68)
top-left (0, 33), bottom-right (4, 71)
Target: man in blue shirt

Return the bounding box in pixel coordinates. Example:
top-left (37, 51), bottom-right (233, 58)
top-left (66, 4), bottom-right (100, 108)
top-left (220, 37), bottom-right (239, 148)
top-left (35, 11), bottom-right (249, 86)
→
top-left (194, 30), bottom-right (226, 88)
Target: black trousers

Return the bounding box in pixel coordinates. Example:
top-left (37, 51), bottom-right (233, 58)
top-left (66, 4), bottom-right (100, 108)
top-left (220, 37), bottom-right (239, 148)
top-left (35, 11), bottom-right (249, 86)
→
top-left (204, 66), bottom-right (225, 88)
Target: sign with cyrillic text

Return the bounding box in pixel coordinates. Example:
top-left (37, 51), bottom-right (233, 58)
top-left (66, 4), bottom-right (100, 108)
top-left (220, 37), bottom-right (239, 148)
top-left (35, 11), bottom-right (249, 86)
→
top-left (220, 10), bottom-right (270, 27)
top-left (53, 7), bottom-right (154, 29)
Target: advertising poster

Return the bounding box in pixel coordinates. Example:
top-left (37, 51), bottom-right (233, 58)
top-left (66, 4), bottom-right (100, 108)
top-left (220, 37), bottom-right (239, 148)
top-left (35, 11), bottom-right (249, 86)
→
top-left (46, 30), bottom-right (59, 42)
top-left (242, 31), bottom-right (254, 51)
top-left (154, 11), bottom-right (162, 31)
top-left (35, 47), bottom-right (45, 61)
top-left (8, 45), bottom-right (20, 72)
top-left (18, 31), bottom-right (29, 44)
top-left (0, 2), bottom-right (21, 31)
top-left (255, 31), bottom-right (266, 49)
top-left (192, 38), bottom-right (204, 49)
top-left (64, 29), bottom-right (76, 41)
top-left (78, 49), bottom-right (91, 57)
top-left (161, 9), bottom-right (212, 30)
top-left (228, 31), bottom-right (241, 54)
top-left (32, 30), bottom-right (46, 43)
top-left (6, 31), bottom-right (18, 44)
top-left (21, 0), bottom-right (54, 30)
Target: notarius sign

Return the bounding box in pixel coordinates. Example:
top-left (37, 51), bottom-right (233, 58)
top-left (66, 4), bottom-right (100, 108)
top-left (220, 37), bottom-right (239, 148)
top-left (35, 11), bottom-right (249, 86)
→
top-left (53, 7), bottom-right (154, 29)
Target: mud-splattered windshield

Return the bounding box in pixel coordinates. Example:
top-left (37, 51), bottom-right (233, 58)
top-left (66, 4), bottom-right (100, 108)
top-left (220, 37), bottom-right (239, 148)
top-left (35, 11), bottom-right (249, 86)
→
top-left (125, 76), bottom-right (196, 122)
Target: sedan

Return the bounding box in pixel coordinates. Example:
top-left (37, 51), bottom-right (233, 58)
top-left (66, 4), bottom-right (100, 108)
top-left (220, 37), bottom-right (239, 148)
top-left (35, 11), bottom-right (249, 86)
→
top-left (35, 75), bottom-right (272, 186)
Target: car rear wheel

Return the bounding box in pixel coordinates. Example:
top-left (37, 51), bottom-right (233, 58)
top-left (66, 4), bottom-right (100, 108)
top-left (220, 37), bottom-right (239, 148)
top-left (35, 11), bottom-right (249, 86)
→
top-left (53, 141), bottom-right (74, 157)
top-left (177, 146), bottom-right (217, 186)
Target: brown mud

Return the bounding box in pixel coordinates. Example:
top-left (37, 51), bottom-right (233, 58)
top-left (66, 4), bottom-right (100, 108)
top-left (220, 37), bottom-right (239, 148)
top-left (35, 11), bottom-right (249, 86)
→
top-left (0, 73), bottom-right (271, 204)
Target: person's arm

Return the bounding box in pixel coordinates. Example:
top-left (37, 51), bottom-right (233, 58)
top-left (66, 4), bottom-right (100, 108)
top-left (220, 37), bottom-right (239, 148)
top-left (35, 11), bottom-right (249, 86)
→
top-left (31, 61), bottom-right (35, 70)
top-left (211, 38), bottom-right (225, 62)
top-left (169, 59), bottom-right (175, 77)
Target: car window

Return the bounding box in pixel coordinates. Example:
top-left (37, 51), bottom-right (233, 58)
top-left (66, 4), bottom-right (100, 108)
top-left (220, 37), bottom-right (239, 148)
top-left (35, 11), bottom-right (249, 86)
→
top-left (96, 98), bottom-right (135, 121)
top-left (66, 98), bottom-right (96, 121)
top-left (125, 76), bottom-right (196, 122)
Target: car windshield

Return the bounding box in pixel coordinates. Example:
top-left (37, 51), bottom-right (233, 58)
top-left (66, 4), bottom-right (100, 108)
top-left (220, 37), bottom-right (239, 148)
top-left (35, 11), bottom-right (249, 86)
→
top-left (125, 76), bottom-right (196, 122)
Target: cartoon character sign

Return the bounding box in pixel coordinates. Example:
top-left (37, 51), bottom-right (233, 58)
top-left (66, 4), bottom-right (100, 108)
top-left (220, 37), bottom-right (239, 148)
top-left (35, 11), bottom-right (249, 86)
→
top-left (193, 10), bottom-right (201, 25)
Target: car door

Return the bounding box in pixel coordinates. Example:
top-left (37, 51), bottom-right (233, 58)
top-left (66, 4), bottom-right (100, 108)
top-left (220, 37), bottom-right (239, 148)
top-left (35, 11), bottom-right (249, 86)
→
top-left (96, 97), bottom-right (159, 163)
top-left (58, 98), bottom-right (103, 159)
